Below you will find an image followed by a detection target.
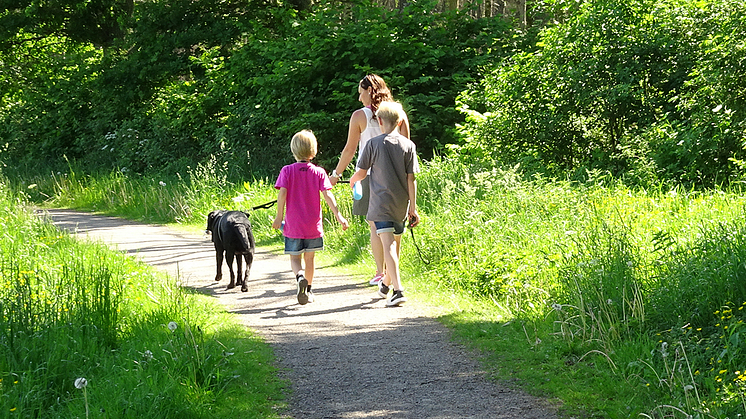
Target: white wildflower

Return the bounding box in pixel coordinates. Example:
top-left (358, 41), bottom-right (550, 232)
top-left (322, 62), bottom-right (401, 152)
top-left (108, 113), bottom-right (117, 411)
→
top-left (74, 377), bottom-right (88, 389)
top-left (168, 321), bottom-right (178, 331)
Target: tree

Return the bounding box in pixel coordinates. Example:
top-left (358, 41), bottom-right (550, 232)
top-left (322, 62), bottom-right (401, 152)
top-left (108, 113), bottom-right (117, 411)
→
top-left (0, 0), bottom-right (133, 50)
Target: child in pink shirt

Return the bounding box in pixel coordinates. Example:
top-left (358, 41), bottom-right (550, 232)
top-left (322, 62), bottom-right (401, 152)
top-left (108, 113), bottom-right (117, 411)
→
top-left (273, 130), bottom-right (349, 305)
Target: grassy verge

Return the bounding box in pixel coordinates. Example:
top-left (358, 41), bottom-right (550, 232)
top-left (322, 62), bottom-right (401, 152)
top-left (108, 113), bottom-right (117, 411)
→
top-left (0, 177), bottom-right (285, 418)
top-left (8, 158), bottom-right (746, 418)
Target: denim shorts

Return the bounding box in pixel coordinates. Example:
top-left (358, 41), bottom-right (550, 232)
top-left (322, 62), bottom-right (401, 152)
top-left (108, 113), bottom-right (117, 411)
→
top-left (284, 237), bottom-right (324, 255)
top-left (374, 221), bottom-right (405, 236)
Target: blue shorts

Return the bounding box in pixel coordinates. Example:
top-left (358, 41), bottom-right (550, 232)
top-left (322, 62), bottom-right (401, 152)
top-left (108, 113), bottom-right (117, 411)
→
top-left (284, 237), bottom-right (324, 255)
top-left (374, 221), bottom-right (405, 236)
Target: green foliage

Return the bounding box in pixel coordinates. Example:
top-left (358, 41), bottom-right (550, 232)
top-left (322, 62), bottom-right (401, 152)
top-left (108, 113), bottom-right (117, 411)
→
top-left (0, 175), bottom-right (285, 418)
top-left (556, 224), bottom-right (646, 350)
top-left (0, 0), bottom-right (512, 178)
top-left (0, 0), bottom-right (132, 48)
top-left (457, 0), bottom-right (746, 187)
top-left (0, 36), bottom-right (101, 164)
top-left (12, 155), bottom-right (746, 416)
top-left (649, 219), bottom-right (746, 327)
top-left (217, 0), bottom-right (512, 176)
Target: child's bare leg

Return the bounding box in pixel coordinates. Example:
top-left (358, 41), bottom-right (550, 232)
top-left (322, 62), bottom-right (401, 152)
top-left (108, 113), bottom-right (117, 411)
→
top-left (368, 221), bottom-right (385, 276)
top-left (290, 254), bottom-right (303, 278)
top-left (303, 251), bottom-right (315, 285)
top-left (379, 232), bottom-right (403, 291)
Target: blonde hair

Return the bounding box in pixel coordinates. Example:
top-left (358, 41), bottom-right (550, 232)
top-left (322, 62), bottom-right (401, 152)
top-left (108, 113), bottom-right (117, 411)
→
top-left (376, 101), bottom-right (404, 129)
top-left (291, 130), bottom-right (317, 161)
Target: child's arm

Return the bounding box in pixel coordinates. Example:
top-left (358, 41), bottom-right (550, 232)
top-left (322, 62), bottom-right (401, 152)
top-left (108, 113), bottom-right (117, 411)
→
top-left (407, 173), bottom-right (419, 227)
top-left (321, 189), bottom-right (349, 230)
top-left (399, 112), bottom-right (411, 139)
top-left (272, 187), bottom-right (287, 229)
top-left (349, 168), bottom-right (367, 186)
top-left (331, 110), bottom-right (366, 185)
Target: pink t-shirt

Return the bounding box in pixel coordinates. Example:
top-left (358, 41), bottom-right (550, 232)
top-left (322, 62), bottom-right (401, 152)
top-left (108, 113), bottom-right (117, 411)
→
top-left (274, 162), bottom-right (332, 239)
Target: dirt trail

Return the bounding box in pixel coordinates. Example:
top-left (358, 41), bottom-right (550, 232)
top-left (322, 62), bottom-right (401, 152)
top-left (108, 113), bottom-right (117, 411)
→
top-left (42, 209), bottom-right (558, 419)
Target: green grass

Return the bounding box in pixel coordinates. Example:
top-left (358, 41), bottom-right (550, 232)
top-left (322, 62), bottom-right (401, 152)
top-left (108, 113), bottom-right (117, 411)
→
top-left (0, 177), bottom-right (285, 418)
top-left (7, 157), bottom-right (746, 418)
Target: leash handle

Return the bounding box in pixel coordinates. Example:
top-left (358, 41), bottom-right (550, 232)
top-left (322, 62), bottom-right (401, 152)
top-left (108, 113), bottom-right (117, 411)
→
top-left (250, 200), bottom-right (277, 211)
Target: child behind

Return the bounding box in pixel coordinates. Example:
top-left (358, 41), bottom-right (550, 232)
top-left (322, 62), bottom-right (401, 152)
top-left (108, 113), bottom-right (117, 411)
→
top-left (349, 102), bottom-right (419, 307)
top-left (273, 130), bottom-right (349, 305)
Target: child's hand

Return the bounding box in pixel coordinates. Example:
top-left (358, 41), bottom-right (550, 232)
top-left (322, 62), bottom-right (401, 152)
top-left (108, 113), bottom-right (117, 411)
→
top-left (271, 218), bottom-right (283, 230)
top-left (407, 212), bottom-right (420, 228)
top-left (337, 214), bottom-right (349, 231)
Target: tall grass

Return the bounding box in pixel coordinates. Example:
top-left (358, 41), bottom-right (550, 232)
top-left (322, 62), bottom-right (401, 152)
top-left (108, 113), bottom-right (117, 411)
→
top-left (9, 157), bottom-right (746, 417)
top-left (0, 175), bottom-right (284, 418)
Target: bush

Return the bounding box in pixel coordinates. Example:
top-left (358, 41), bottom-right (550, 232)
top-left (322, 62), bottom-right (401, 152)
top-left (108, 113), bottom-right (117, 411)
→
top-left (0, 0), bottom-right (512, 179)
top-left (456, 0), bottom-right (746, 187)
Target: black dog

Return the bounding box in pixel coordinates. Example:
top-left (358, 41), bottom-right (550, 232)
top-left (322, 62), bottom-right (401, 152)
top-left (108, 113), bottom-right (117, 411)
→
top-left (206, 210), bottom-right (255, 292)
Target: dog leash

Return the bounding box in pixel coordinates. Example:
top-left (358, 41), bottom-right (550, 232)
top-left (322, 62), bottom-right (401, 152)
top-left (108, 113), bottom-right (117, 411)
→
top-left (250, 200), bottom-right (277, 210)
top-left (407, 218), bottom-right (430, 265)
top-left (248, 189), bottom-right (429, 264)
top-left (246, 179), bottom-right (349, 211)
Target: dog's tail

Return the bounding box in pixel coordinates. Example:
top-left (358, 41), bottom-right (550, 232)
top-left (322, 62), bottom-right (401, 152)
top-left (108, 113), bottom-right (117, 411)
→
top-left (238, 225), bottom-right (255, 252)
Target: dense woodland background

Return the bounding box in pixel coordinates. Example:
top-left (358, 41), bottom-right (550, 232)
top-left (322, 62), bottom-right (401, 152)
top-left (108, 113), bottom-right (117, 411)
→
top-left (1, 0), bottom-right (745, 186)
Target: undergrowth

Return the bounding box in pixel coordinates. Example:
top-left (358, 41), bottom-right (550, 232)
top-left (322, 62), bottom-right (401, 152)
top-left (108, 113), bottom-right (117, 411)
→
top-left (7, 157), bottom-right (746, 418)
top-left (0, 173), bottom-right (285, 418)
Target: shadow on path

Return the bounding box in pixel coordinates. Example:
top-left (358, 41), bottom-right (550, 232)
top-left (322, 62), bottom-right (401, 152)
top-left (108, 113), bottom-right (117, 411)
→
top-left (41, 208), bottom-right (559, 419)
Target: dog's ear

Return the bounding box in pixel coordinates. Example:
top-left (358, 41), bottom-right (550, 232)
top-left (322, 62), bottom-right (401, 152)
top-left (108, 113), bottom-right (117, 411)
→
top-left (206, 211), bottom-right (219, 230)
top-left (243, 211), bottom-right (251, 218)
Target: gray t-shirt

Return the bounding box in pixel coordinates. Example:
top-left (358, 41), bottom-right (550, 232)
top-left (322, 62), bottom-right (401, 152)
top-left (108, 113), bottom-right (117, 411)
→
top-left (357, 132), bottom-right (419, 223)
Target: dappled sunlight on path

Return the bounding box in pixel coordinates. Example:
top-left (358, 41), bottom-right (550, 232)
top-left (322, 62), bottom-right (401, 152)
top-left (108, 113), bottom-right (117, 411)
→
top-left (41, 208), bottom-right (558, 419)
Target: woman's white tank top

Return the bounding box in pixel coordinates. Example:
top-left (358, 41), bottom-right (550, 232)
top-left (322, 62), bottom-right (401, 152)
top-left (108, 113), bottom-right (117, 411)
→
top-left (356, 107), bottom-right (382, 169)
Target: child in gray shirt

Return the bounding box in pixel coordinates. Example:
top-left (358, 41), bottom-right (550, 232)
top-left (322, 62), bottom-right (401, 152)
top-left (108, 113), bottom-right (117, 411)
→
top-left (350, 101), bottom-right (420, 306)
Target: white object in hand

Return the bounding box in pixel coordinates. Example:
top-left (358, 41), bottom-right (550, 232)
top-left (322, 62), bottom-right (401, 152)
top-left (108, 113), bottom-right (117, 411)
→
top-left (353, 181), bottom-right (363, 200)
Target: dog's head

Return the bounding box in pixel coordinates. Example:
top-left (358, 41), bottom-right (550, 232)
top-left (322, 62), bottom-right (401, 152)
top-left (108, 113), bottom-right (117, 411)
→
top-left (206, 210), bottom-right (227, 234)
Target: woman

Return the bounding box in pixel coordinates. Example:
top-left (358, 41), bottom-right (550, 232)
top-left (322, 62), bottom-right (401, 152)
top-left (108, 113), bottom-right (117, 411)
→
top-left (329, 74), bottom-right (410, 285)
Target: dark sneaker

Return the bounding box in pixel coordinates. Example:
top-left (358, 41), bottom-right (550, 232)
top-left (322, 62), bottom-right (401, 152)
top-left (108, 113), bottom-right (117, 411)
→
top-left (297, 275), bottom-right (309, 305)
top-left (306, 289), bottom-right (315, 303)
top-left (377, 281), bottom-right (390, 299)
top-left (386, 290), bottom-right (407, 307)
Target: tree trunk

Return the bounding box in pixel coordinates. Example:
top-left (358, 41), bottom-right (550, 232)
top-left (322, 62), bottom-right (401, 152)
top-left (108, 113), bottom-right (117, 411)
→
top-left (516, 0), bottom-right (526, 28)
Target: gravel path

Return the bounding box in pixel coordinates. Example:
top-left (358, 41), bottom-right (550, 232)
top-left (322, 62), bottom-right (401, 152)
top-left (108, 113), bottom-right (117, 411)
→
top-left (41, 209), bottom-right (558, 419)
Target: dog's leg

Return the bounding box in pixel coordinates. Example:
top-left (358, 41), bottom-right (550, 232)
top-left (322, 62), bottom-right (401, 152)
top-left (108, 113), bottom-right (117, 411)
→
top-left (241, 252), bottom-right (252, 292)
top-left (214, 245), bottom-right (224, 282)
top-left (236, 254), bottom-right (244, 288)
top-left (225, 251), bottom-right (236, 289)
